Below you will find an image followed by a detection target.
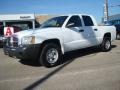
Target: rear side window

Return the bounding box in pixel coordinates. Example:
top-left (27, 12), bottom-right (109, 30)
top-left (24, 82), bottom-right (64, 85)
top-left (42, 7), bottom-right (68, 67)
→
top-left (82, 16), bottom-right (94, 26)
top-left (66, 15), bottom-right (82, 27)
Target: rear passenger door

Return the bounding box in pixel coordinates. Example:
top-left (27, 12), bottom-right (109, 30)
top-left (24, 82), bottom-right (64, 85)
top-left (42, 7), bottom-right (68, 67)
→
top-left (82, 15), bottom-right (99, 46)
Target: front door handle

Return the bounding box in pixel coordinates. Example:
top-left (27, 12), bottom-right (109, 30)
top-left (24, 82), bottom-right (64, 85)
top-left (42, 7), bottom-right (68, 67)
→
top-left (79, 29), bottom-right (84, 32)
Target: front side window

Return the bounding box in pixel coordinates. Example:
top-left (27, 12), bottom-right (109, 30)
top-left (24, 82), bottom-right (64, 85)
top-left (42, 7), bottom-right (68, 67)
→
top-left (41, 16), bottom-right (68, 28)
top-left (82, 16), bottom-right (94, 26)
top-left (66, 15), bottom-right (82, 27)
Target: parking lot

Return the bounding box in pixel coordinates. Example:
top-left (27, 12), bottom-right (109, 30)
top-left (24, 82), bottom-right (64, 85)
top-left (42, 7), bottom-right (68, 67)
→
top-left (0, 40), bottom-right (120, 90)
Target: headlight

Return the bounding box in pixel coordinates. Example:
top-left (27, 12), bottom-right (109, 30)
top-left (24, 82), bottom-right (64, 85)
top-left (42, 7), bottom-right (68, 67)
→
top-left (21, 36), bottom-right (35, 45)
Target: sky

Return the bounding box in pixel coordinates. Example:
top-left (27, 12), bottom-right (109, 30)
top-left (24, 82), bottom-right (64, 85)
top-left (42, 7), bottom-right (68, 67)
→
top-left (0, 0), bottom-right (120, 23)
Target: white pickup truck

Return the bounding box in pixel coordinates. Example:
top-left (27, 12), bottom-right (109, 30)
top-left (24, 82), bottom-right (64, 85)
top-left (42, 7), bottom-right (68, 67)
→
top-left (4, 14), bottom-right (116, 67)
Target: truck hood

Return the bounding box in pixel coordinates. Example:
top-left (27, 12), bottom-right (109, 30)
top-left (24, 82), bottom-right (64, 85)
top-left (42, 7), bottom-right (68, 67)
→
top-left (14, 28), bottom-right (61, 38)
top-left (34, 28), bottom-right (61, 34)
top-left (13, 29), bottom-right (34, 38)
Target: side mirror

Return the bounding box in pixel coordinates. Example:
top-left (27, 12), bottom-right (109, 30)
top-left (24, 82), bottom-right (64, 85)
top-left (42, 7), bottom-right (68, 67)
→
top-left (66, 23), bottom-right (75, 28)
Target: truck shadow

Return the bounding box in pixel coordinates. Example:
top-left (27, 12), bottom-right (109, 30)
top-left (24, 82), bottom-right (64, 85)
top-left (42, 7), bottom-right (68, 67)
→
top-left (19, 45), bottom-right (116, 67)
top-left (59, 45), bottom-right (116, 65)
top-left (19, 59), bottom-right (41, 67)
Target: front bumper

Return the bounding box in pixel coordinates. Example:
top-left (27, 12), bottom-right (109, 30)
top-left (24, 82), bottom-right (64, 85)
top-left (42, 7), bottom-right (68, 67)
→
top-left (3, 44), bottom-right (41, 60)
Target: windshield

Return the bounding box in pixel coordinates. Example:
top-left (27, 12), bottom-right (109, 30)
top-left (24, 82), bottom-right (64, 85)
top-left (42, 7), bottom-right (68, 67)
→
top-left (40, 16), bottom-right (68, 28)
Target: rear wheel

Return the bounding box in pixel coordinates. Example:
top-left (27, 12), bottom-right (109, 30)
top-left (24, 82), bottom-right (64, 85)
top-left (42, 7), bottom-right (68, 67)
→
top-left (39, 43), bottom-right (61, 67)
top-left (116, 33), bottom-right (120, 40)
top-left (101, 37), bottom-right (111, 52)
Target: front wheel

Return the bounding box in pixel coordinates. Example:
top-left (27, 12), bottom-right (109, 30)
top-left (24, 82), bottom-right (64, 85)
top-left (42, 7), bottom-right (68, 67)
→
top-left (101, 37), bottom-right (111, 52)
top-left (39, 43), bottom-right (61, 67)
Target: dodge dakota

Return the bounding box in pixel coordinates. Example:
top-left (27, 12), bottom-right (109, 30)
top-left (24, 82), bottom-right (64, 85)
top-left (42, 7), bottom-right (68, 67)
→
top-left (3, 14), bottom-right (116, 67)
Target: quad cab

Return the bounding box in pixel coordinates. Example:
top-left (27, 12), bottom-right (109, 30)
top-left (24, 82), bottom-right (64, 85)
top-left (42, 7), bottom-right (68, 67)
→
top-left (4, 14), bottom-right (116, 67)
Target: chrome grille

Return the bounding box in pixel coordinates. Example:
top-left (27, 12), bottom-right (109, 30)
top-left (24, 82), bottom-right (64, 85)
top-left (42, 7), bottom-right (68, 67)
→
top-left (6, 36), bottom-right (18, 47)
top-left (13, 36), bottom-right (18, 47)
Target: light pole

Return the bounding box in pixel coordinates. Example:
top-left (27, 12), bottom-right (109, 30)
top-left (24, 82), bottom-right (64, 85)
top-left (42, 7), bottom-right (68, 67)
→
top-left (103, 0), bottom-right (120, 24)
top-left (103, 0), bottom-right (109, 23)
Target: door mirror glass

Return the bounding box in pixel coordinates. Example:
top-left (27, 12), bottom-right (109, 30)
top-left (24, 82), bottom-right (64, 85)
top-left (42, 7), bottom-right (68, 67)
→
top-left (66, 15), bottom-right (82, 28)
top-left (67, 23), bottom-right (75, 28)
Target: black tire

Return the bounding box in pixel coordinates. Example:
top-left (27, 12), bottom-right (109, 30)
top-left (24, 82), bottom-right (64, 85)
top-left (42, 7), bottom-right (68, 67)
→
top-left (39, 43), bottom-right (61, 67)
top-left (116, 33), bottom-right (120, 40)
top-left (101, 37), bottom-right (111, 52)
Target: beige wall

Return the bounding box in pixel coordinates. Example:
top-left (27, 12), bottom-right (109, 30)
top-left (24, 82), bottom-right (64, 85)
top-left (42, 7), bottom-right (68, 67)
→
top-left (36, 15), bottom-right (58, 24)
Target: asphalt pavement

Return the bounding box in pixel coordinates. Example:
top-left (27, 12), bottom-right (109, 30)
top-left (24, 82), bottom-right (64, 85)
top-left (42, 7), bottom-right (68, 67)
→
top-left (0, 40), bottom-right (120, 90)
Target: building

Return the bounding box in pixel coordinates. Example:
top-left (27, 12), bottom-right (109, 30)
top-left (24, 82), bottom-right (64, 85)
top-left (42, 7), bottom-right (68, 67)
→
top-left (0, 14), bottom-right (37, 29)
top-left (0, 14), bottom-right (56, 29)
top-left (108, 14), bottom-right (120, 25)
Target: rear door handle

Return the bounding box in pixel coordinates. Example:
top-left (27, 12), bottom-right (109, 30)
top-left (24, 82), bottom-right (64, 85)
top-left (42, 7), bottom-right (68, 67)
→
top-left (79, 29), bottom-right (84, 32)
top-left (94, 29), bottom-right (98, 31)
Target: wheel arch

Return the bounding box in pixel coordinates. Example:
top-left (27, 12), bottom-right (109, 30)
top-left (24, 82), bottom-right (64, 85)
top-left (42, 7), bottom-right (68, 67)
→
top-left (39, 38), bottom-right (64, 55)
top-left (103, 33), bottom-right (111, 40)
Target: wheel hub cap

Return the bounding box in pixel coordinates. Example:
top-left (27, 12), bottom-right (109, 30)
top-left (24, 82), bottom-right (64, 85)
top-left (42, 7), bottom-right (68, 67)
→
top-left (105, 40), bottom-right (110, 49)
top-left (46, 48), bottom-right (58, 64)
